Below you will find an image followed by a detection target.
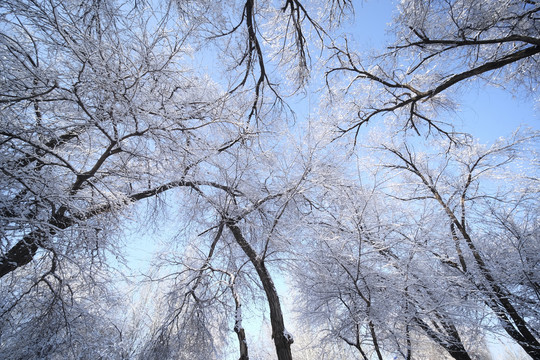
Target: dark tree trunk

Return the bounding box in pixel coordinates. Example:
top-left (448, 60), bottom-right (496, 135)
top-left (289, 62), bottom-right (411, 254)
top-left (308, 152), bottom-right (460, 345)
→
top-left (235, 326), bottom-right (249, 360)
top-left (0, 232), bottom-right (41, 278)
top-left (414, 316), bottom-right (472, 360)
top-left (227, 221), bottom-right (294, 360)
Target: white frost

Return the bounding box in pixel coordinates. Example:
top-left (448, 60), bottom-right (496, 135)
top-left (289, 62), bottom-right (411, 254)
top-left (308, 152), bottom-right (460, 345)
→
top-left (283, 329), bottom-right (294, 344)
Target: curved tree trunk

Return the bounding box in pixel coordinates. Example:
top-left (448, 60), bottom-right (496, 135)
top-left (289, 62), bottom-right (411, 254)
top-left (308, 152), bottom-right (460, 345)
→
top-left (226, 221), bottom-right (294, 360)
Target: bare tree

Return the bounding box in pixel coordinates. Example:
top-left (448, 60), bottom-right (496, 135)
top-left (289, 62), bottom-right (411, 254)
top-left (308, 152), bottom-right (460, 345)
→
top-left (0, 0), bottom-right (252, 357)
top-left (0, 0), bottom-right (249, 278)
top-left (291, 163), bottom-right (479, 360)
top-left (377, 131), bottom-right (540, 358)
top-left (2, 1), bottom-right (538, 359)
top-left (325, 0), bottom-right (539, 138)
top-left (166, 0), bottom-right (353, 119)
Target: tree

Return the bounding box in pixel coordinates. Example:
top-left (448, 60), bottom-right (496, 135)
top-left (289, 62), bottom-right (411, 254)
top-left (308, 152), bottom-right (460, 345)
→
top-left (325, 0), bottom-right (539, 138)
top-left (375, 131), bottom-right (540, 358)
top-left (1, 0), bottom-right (333, 358)
top-left (290, 158), bottom-right (481, 360)
top-left (166, 0), bottom-right (353, 119)
top-left (0, 0), bottom-right (253, 357)
top-left (0, 0), bottom-right (251, 280)
top-left (0, 258), bottom-right (128, 359)
top-left (178, 139), bottom-right (313, 360)
top-left (118, 128), bottom-right (315, 360)
top-left (288, 126), bottom-right (539, 359)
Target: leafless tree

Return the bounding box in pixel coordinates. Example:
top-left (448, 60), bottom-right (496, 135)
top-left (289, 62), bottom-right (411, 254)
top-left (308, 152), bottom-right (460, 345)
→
top-left (325, 0), bottom-right (539, 139)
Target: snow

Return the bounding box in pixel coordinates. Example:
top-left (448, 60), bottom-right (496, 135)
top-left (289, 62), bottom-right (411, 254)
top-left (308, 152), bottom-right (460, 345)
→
top-left (283, 329), bottom-right (294, 344)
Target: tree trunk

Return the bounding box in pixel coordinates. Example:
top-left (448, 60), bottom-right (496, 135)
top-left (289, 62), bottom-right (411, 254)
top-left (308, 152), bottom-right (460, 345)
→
top-left (231, 278), bottom-right (249, 360)
top-left (0, 232), bottom-right (41, 278)
top-left (227, 221), bottom-right (294, 360)
top-left (414, 316), bottom-right (472, 360)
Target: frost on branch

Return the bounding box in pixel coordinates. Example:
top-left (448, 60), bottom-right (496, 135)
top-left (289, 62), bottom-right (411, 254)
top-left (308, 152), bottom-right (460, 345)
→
top-left (283, 328), bottom-right (294, 344)
top-left (327, 0), bottom-right (540, 139)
